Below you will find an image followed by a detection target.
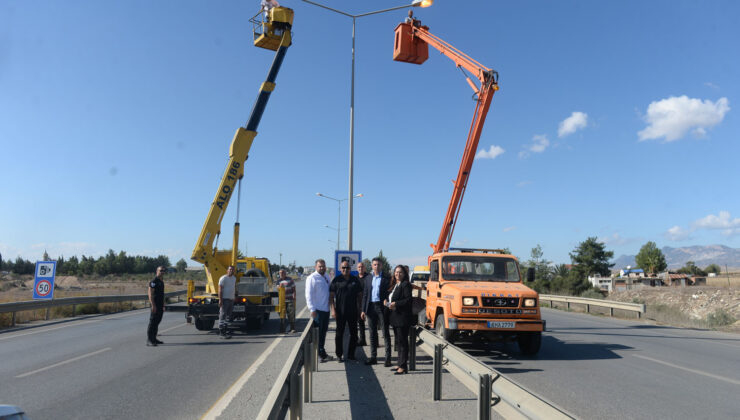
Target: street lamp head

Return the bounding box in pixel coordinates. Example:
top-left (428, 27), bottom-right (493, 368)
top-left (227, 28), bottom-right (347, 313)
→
top-left (355, 193), bottom-right (363, 198)
top-left (316, 192), bottom-right (322, 197)
top-left (412, 0), bottom-right (433, 7)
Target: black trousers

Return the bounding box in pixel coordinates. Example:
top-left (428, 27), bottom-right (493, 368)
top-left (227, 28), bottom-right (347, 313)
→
top-left (357, 316), bottom-right (366, 342)
top-left (366, 302), bottom-right (391, 359)
top-left (393, 325), bottom-right (410, 370)
top-left (335, 311), bottom-right (358, 358)
top-left (147, 308), bottom-right (163, 342)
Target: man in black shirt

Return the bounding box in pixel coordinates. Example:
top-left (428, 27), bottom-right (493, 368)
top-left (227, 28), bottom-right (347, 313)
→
top-left (330, 262), bottom-right (363, 362)
top-left (147, 266), bottom-right (166, 346)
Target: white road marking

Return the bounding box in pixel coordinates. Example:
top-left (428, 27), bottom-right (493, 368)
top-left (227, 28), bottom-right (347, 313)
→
top-left (0, 309), bottom-right (145, 342)
top-left (633, 354), bottom-right (740, 386)
top-left (159, 323), bottom-right (187, 334)
top-left (200, 307), bottom-right (308, 420)
top-left (15, 347), bottom-right (112, 378)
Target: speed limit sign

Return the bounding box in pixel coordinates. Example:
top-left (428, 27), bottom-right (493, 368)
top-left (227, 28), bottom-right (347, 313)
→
top-left (33, 261), bottom-right (56, 300)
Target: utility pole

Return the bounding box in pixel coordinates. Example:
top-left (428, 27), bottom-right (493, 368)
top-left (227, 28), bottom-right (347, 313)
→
top-left (280, 253), bottom-right (283, 268)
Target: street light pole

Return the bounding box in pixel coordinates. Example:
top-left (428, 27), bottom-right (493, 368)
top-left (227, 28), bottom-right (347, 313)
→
top-left (303, 0), bottom-right (433, 250)
top-left (317, 192), bottom-right (362, 250)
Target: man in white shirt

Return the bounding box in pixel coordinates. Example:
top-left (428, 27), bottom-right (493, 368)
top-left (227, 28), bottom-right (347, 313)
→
top-left (305, 259), bottom-right (332, 361)
top-left (218, 265), bottom-right (237, 339)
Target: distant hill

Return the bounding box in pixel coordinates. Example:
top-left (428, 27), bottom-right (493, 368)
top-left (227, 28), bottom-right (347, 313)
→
top-left (612, 244), bottom-right (740, 270)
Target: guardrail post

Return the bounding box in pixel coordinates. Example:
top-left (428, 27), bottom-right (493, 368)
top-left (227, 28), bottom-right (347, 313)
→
top-left (289, 370), bottom-right (301, 420)
top-left (409, 326), bottom-right (416, 371)
top-left (11, 311), bottom-right (16, 327)
top-left (566, 302), bottom-right (570, 310)
top-left (303, 336), bottom-right (313, 403)
top-left (478, 373), bottom-right (491, 420)
top-left (433, 343), bottom-right (443, 401)
top-left (312, 325), bottom-right (319, 372)
top-left (72, 305), bottom-right (76, 317)
top-left (586, 304), bottom-right (590, 314)
top-left (609, 307), bottom-right (614, 317)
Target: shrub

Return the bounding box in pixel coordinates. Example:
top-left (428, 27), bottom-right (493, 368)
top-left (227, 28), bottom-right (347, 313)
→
top-left (580, 289), bottom-right (604, 299)
top-left (707, 309), bottom-right (736, 328)
top-left (77, 303), bottom-right (100, 315)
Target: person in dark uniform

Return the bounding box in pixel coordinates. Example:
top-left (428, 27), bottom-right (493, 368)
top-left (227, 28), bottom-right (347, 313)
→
top-left (387, 265), bottom-right (413, 374)
top-left (147, 266), bottom-right (166, 346)
top-left (330, 262), bottom-right (363, 362)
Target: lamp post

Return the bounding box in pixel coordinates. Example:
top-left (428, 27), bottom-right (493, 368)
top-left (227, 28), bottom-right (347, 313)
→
top-left (303, 0), bottom-right (433, 250)
top-left (316, 192), bottom-right (362, 250)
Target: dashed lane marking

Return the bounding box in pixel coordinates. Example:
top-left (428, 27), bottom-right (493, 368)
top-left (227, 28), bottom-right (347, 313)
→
top-left (15, 347), bottom-right (112, 378)
top-left (633, 354), bottom-right (740, 386)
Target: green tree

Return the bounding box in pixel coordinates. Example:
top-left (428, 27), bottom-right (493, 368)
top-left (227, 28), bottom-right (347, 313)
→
top-left (374, 250), bottom-right (392, 277)
top-left (677, 261), bottom-right (706, 276)
top-left (297, 266), bottom-right (304, 275)
top-left (524, 244), bottom-right (552, 292)
top-left (705, 264), bottom-right (721, 275)
top-left (552, 264), bottom-right (570, 278)
top-left (176, 258), bottom-right (188, 272)
top-left (634, 241), bottom-right (667, 275)
top-left (66, 256), bottom-right (79, 275)
top-left (569, 237), bottom-right (614, 279)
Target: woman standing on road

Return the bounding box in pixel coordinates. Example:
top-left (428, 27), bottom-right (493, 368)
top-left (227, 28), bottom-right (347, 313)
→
top-left (386, 265), bottom-right (413, 374)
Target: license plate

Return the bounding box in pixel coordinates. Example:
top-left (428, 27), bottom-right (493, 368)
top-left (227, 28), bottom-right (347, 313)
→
top-left (233, 305), bottom-right (245, 313)
top-left (487, 321), bottom-right (515, 329)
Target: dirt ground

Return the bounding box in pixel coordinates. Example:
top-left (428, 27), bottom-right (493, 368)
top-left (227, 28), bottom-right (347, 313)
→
top-left (608, 286), bottom-right (740, 333)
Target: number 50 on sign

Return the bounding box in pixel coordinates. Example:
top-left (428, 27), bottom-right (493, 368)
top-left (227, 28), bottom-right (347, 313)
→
top-left (33, 261), bottom-right (57, 300)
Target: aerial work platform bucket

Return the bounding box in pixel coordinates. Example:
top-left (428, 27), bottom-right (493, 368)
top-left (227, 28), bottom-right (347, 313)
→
top-left (251, 7), bottom-right (294, 51)
top-left (393, 22), bottom-right (428, 64)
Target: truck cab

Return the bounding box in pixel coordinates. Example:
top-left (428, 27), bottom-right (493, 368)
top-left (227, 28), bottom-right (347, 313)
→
top-left (424, 248), bottom-right (544, 355)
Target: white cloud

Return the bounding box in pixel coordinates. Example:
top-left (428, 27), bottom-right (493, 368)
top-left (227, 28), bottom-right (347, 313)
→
top-left (519, 134), bottom-right (549, 158)
top-left (664, 226), bottom-right (690, 241)
top-left (516, 180), bottom-right (531, 188)
top-left (638, 96), bottom-right (730, 142)
top-left (693, 211), bottom-right (740, 236)
top-left (598, 233), bottom-right (635, 246)
top-left (503, 226), bottom-right (516, 232)
top-left (475, 145), bottom-right (505, 160)
top-left (704, 82), bottom-right (719, 90)
top-left (558, 111), bottom-right (588, 137)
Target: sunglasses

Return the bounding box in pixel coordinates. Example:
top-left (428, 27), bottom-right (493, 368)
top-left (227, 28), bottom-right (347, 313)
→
top-left (341, 266), bottom-right (350, 270)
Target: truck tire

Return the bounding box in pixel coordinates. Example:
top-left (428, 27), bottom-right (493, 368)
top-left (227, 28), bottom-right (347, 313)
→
top-left (435, 313), bottom-right (456, 344)
top-left (195, 318), bottom-right (215, 331)
top-left (245, 268), bottom-right (266, 278)
top-left (517, 331), bottom-right (541, 355)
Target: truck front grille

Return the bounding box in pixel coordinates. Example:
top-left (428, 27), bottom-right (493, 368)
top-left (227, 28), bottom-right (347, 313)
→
top-left (481, 297), bottom-right (519, 307)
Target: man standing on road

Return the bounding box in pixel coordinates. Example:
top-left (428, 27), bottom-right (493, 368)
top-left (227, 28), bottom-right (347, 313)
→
top-left (355, 262), bottom-right (369, 346)
top-left (277, 269), bottom-right (296, 333)
top-left (330, 261), bottom-right (363, 362)
top-left (306, 259), bottom-right (333, 362)
top-left (147, 266), bottom-right (166, 347)
top-left (360, 258), bottom-right (392, 365)
top-left (218, 265), bottom-right (237, 339)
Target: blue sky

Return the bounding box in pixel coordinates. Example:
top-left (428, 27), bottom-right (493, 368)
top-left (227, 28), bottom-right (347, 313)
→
top-left (1, 0), bottom-right (738, 270)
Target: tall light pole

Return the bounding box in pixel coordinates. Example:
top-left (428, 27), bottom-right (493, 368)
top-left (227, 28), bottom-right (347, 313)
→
top-left (316, 192), bottom-right (362, 250)
top-left (303, 0), bottom-right (433, 250)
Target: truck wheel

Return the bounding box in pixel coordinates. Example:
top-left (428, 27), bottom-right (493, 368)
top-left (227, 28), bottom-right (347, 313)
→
top-left (435, 314), bottom-right (456, 344)
top-left (247, 316), bottom-right (264, 330)
top-left (417, 311), bottom-right (428, 328)
top-left (517, 332), bottom-right (541, 355)
top-left (195, 318), bottom-right (214, 331)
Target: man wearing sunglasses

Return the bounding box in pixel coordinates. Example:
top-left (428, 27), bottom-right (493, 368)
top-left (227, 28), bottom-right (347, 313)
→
top-left (329, 262), bottom-right (363, 362)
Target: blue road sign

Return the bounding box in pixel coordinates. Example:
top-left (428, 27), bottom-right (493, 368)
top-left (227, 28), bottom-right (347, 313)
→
top-left (33, 261), bottom-right (57, 300)
top-left (334, 250), bottom-right (362, 277)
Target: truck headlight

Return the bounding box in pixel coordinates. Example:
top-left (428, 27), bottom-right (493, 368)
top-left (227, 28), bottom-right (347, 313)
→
top-left (462, 297), bottom-right (477, 306)
top-left (523, 298), bottom-right (537, 307)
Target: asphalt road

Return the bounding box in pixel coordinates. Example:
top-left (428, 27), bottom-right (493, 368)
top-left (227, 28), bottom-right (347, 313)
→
top-left (453, 307), bottom-right (740, 419)
top-left (0, 282), bottom-right (309, 420)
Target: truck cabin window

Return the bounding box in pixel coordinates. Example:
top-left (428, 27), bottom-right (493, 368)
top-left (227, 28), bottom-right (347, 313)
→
top-left (441, 256), bottom-right (519, 282)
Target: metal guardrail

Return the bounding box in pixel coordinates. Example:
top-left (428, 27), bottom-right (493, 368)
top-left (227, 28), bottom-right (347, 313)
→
top-left (0, 290), bottom-right (187, 327)
top-left (416, 328), bottom-right (574, 420)
top-left (257, 319), bottom-right (317, 420)
top-left (539, 294), bottom-right (646, 318)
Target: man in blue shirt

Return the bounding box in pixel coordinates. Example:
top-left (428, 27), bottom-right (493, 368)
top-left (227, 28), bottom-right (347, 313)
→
top-left (360, 258), bottom-right (391, 366)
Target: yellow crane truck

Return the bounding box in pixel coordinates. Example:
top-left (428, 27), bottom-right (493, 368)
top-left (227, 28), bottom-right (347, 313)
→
top-left (186, 7), bottom-right (294, 332)
top-left (394, 14), bottom-right (544, 354)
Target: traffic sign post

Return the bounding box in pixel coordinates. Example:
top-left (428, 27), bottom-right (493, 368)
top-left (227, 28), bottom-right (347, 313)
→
top-left (33, 261), bottom-right (57, 300)
top-left (334, 250), bottom-right (362, 277)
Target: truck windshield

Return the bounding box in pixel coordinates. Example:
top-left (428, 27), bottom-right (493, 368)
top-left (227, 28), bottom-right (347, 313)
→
top-left (441, 256), bottom-right (520, 282)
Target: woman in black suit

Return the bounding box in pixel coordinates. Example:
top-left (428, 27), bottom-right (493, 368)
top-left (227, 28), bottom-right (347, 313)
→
top-left (386, 264), bottom-right (413, 374)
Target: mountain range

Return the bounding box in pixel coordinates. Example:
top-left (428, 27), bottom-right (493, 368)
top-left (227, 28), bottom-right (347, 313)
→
top-left (611, 244), bottom-right (740, 270)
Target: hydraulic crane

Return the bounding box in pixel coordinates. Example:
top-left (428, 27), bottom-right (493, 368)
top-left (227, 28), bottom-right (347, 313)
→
top-left (393, 12), bottom-right (499, 254)
top-left (394, 14), bottom-right (543, 354)
top-left (187, 7), bottom-right (294, 332)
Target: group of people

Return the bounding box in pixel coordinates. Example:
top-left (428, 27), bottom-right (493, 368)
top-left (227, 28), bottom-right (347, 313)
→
top-left (306, 258), bottom-right (415, 375)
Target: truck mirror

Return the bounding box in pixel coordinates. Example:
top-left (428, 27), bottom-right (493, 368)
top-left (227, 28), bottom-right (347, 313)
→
top-left (526, 267), bottom-right (535, 282)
